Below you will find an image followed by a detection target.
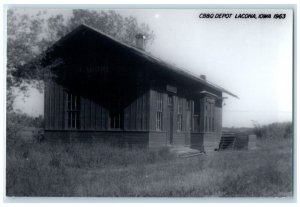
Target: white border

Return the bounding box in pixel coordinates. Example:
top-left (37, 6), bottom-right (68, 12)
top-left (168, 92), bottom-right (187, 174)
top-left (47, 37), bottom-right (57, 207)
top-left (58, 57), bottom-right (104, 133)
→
top-left (0, 1), bottom-right (298, 206)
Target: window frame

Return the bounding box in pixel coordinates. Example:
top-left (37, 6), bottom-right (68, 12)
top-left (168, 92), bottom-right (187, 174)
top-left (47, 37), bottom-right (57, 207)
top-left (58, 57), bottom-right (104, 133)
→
top-left (67, 92), bottom-right (80, 129)
top-left (192, 100), bottom-right (200, 132)
top-left (156, 92), bottom-right (163, 131)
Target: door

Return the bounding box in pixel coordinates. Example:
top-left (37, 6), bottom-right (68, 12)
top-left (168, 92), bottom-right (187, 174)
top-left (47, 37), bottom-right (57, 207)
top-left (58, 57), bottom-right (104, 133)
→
top-left (167, 95), bottom-right (173, 145)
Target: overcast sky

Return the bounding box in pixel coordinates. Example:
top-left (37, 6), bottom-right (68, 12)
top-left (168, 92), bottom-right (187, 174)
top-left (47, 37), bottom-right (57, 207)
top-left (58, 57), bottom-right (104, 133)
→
top-left (12, 8), bottom-right (293, 127)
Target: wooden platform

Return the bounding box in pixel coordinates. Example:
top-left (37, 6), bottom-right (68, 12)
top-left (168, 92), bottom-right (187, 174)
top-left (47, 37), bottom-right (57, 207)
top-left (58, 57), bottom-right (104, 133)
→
top-left (170, 146), bottom-right (203, 158)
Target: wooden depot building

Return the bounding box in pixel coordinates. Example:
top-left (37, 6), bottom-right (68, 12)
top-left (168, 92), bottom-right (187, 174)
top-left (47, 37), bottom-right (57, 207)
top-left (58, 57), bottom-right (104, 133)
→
top-left (36, 24), bottom-right (237, 152)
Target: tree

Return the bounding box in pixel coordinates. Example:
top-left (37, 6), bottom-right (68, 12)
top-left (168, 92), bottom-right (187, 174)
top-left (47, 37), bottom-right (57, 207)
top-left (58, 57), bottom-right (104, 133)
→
top-left (7, 10), bottom-right (45, 111)
top-left (68, 10), bottom-right (154, 48)
top-left (7, 9), bottom-right (155, 112)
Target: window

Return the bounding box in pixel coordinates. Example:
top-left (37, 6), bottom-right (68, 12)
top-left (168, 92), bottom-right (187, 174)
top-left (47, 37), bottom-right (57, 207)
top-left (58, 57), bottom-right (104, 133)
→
top-left (205, 99), bottom-right (215, 132)
top-left (177, 97), bottom-right (183, 131)
top-left (156, 92), bottom-right (163, 131)
top-left (67, 92), bottom-right (80, 129)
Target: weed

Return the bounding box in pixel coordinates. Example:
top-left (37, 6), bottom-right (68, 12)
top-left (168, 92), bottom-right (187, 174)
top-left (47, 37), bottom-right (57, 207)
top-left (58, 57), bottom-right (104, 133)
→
top-left (6, 122), bottom-right (293, 197)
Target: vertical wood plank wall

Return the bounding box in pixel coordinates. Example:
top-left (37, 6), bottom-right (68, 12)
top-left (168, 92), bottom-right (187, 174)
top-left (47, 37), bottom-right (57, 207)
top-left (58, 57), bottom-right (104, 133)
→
top-left (191, 96), bottom-right (222, 133)
top-left (173, 95), bottom-right (177, 133)
top-left (45, 82), bottom-right (150, 131)
top-left (45, 82), bottom-right (222, 138)
top-left (149, 90), bottom-right (156, 131)
top-left (124, 91), bottom-right (149, 131)
top-left (81, 98), bottom-right (106, 130)
top-left (214, 107), bottom-right (222, 132)
top-left (199, 97), bottom-right (205, 132)
top-left (80, 97), bottom-right (109, 130)
top-left (162, 92), bottom-right (168, 136)
top-left (149, 89), bottom-right (182, 132)
top-left (45, 82), bottom-right (65, 130)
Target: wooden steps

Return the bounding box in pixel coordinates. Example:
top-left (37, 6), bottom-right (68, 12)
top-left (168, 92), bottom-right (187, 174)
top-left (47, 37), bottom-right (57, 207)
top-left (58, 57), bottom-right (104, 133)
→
top-left (218, 133), bottom-right (236, 150)
top-left (218, 133), bottom-right (253, 151)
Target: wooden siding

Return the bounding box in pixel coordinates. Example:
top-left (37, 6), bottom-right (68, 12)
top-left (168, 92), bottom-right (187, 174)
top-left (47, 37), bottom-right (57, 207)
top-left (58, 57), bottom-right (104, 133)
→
top-left (45, 81), bottom-right (150, 132)
top-left (163, 93), bottom-right (170, 144)
top-left (199, 97), bottom-right (205, 132)
top-left (173, 96), bottom-right (178, 133)
top-left (214, 107), bottom-right (222, 133)
top-left (44, 82), bottom-right (65, 130)
top-left (182, 98), bottom-right (187, 132)
top-left (41, 25), bottom-right (229, 148)
top-left (45, 83), bottom-right (222, 148)
top-left (148, 89), bottom-right (192, 147)
top-left (45, 130), bottom-right (149, 147)
top-left (191, 96), bottom-right (222, 134)
top-left (95, 99), bottom-right (108, 130)
top-left (124, 91), bottom-right (150, 131)
top-left (149, 90), bottom-right (157, 131)
top-left (185, 105), bottom-right (191, 146)
top-left (80, 97), bottom-right (109, 130)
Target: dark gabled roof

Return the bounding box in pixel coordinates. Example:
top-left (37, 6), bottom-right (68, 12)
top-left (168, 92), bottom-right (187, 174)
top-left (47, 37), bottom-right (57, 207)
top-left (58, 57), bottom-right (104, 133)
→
top-left (43, 24), bottom-right (239, 98)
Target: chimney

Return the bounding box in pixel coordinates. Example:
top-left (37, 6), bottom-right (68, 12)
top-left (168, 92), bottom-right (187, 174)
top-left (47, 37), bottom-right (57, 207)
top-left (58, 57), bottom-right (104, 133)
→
top-left (135, 34), bottom-right (146, 50)
top-left (200, 74), bottom-right (206, 81)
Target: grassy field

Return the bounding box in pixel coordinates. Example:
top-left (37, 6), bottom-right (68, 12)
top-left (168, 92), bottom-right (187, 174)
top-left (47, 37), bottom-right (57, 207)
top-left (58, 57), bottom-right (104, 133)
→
top-left (6, 133), bottom-right (293, 197)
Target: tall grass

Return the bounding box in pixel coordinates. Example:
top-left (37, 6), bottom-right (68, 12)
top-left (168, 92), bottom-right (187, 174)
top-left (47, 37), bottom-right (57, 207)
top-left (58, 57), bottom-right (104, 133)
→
top-left (253, 122), bottom-right (292, 139)
top-left (6, 138), bottom-right (292, 197)
top-left (6, 140), bottom-right (176, 196)
top-left (6, 121), bottom-right (293, 197)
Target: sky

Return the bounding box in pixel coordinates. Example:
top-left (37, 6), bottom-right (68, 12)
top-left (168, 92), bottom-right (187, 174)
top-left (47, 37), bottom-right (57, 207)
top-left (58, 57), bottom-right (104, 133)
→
top-left (12, 8), bottom-right (293, 127)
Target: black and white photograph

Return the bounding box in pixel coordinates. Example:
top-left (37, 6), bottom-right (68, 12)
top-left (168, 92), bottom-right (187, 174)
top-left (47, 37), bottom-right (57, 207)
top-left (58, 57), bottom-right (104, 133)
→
top-left (5, 6), bottom-right (294, 199)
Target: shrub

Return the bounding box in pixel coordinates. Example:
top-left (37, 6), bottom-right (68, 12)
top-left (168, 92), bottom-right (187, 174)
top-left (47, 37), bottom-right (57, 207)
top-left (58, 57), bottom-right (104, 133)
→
top-left (284, 123), bottom-right (293, 139)
top-left (253, 122), bottom-right (293, 140)
top-left (6, 112), bottom-right (24, 151)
